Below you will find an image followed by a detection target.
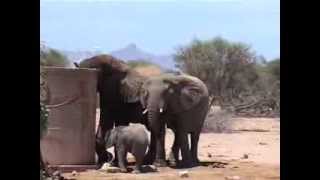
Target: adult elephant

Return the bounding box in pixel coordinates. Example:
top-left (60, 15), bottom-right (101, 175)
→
top-left (76, 54), bottom-right (148, 167)
top-left (139, 73), bottom-right (209, 168)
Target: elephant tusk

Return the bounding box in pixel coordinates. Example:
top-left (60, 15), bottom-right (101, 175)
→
top-left (159, 108), bottom-right (163, 113)
top-left (143, 109), bottom-right (148, 114)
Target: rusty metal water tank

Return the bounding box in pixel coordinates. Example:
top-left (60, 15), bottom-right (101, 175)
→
top-left (40, 67), bottom-right (98, 166)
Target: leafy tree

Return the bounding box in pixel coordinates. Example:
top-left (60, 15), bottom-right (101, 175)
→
top-left (258, 58), bottom-right (280, 114)
top-left (40, 48), bottom-right (70, 67)
top-left (174, 37), bottom-right (279, 116)
top-left (174, 37), bottom-right (260, 107)
top-left (266, 58), bottom-right (280, 81)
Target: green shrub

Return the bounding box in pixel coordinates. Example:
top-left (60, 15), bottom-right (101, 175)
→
top-left (40, 48), bottom-right (70, 67)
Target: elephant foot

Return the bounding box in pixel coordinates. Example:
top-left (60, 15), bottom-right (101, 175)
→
top-left (177, 160), bottom-right (195, 169)
top-left (96, 158), bottom-right (106, 169)
top-left (96, 162), bottom-right (104, 169)
top-left (110, 160), bottom-right (119, 167)
top-left (168, 152), bottom-right (178, 167)
top-left (143, 153), bottom-right (156, 165)
top-left (132, 170), bottom-right (141, 174)
top-left (110, 160), bottom-right (128, 167)
top-left (96, 151), bottom-right (114, 168)
top-left (120, 168), bottom-right (128, 173)
top-left (190, 161), bottom-right (200, 167)
top-left (153, 159), bottom-right (167, 167)
top-left (168, 160), bottom-right (177, 167)
top-left (132, 168), bottom-right (142, 174)
top-left (192, 158), bottom-right (200, 166)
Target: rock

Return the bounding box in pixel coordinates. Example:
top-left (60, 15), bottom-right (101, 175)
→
top-left (52, 170), bottom-right (61, 177)
top-left (179, 170), bottom-right (189, 178)
top-left (99, 163), bottom-right (111, 170)
top-left (207, 153), bottom-right (212, 158)
top-left (232, 166), bottom-right (239, 168)
top-left (52, 175), bottom-right (64, 180)
top-left (225, 176), bottom-right (241, 180)
top-left (71, 170), bottom-right (77, 176)
top-left (132, 169), bottom-right (141, 174)
top-left (64, 177), bottom-right (76, 180)
top-left (259, 142), bottom-right (268, 145)
top-left (105, 166), bottom-right (122, 173)
top-left (212, 163), bottom-right (225, 168)
top-left (242, 154), bottom-right (249, 159)
top-left (142, 165), bottom-right (158, 172)
top-left (99, 163), bottom-right (122, 173)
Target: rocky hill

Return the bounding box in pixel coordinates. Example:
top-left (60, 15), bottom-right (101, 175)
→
top-left (61, 43), bottom-right (175, 70)
top-left (110, 43), bottom-right (175, 70)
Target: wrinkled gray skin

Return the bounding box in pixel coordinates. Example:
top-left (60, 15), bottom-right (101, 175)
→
top-left (75, 55), bottom-right (147, 167)
top-left (140, 73), bottom-right (209, 168)
top-left (105, 124), bottom-right (150, 173)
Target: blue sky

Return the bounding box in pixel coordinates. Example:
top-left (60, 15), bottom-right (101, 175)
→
top-left (40, 0), bottom-right (280, 60)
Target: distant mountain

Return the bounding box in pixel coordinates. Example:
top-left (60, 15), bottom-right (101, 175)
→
top-left (62, 50), bottom-right (102, 64)
top-left (110, 43), bottom-right (175, 70)
top-left (59, 43), bottom-right (176, 69)
top-left (110, 43), bottom-right (153, 60)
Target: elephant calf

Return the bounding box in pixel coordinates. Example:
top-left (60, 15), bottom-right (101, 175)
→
top-left (105, 124), bottom-right (149, 173)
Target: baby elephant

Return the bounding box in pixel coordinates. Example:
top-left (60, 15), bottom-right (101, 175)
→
top-left (105, 124), bottom-right (149, 173)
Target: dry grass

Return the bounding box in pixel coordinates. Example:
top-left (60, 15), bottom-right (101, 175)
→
top-left (64, 116), bottom-right (280, 180)
top-left (134, 65), bottom-right (162, 77)
top-left (202, 106), bottom-right (234, 133)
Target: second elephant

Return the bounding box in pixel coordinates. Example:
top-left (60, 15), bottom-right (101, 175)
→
top-left (140, 73), bottom-right (209, 168)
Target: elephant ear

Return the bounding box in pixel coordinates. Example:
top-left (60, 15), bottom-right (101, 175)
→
top-left (164, 76), bottom-right (203, 110)
top-left (180, 84), bottom-right (203, 110)
top-left (120, 71), bottom-right (146, 103)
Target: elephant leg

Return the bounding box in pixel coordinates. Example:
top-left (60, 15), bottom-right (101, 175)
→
top-left (190, 132), bottom-right (200, 166)
top-left (117, 147), bottom-right (128, 173)
top-left (96, 106), bottom-right (115, 167)
top-left (154, 135), bottom-right (167, 167)
top-left (132, 152), bottom-right (144, 173)
top-left (111, 119), bottom-right (129, 166)
top-left (111, 146), bottom-right (128, 167)
top-left (168, 132), bottom-right (179, 166)
top-left (111, 146), bottom-right (119, 167)
top-left (143, 132), bottom-right (156, 165)
top-left (153, 127), bottom-right (167, 167)
top-left (177, 131), bottom-right (192, 168)
top-left (95, 124), bottom-right (108, 167)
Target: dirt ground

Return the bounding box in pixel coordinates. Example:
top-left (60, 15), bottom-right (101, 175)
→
top-left (63, 110), bottom-right (280, 180)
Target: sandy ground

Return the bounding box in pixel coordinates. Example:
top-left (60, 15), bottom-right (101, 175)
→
top-left (63, 110), bottom-right (280, 180)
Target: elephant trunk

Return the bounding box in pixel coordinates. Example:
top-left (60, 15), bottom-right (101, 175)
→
top-left (146, 94), bottom-right (164, 135)
top-left (145, 94), bottom-right (167, 164)
top-left (147, 106), bottom-right (161, 134)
